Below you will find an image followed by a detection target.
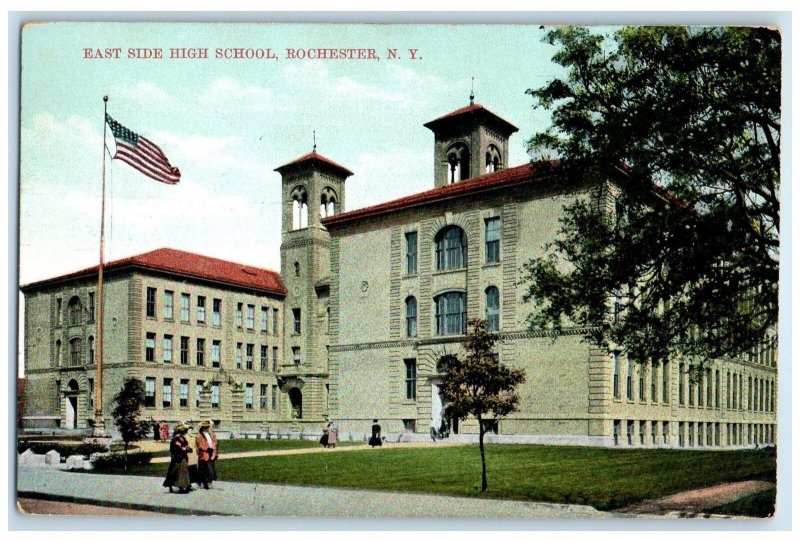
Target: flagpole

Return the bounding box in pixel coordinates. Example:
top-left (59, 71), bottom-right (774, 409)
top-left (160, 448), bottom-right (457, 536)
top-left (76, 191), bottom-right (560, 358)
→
top-left (93, 95), bottom-right (109, 437)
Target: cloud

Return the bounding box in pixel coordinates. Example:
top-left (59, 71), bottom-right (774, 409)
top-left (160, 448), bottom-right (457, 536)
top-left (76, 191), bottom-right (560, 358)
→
top-left (197, 76), bottom-right (291, 113)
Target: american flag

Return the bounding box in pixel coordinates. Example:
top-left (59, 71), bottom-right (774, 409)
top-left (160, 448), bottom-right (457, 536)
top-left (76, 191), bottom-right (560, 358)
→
top-left (106, 113), bottom-right (181, 185)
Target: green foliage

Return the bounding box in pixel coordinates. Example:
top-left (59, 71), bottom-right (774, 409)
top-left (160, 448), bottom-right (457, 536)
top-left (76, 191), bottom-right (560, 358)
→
top-left (17, 441), bottom-right (108, 456)
top-left (703, 487), bottom-right (776, 517)
top-left (523, 26), bottom-right (780, 365)
top-left (119, 445), bottom-right (775, 511)
top-left (111, 377), bottom-right (151, 469)
top-left (438, 319), bottom-right (525, 491)
top-left (91, 451), bottom-right (153, 471)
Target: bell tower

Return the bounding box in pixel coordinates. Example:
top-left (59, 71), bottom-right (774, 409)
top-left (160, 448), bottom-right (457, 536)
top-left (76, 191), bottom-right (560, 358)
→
top-left (275, 150), bottom-right (352, 425)
top-left (424, 96), bottom-right (519, 188)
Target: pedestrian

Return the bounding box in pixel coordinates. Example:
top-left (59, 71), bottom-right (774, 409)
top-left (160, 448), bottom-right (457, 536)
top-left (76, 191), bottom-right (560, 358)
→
top-left (326, 419), bottom-right (338, 448)
top-left (159, 421), bottom-right (170, 441)
top-left (162, 423), bottom-right (192, 494)
top-left (152, 419), bottom-right (160, 441)
top-left (320, 416), bottom-right (330, 448)
top-left (369, 419), bottom-right (382, 447)
top-left (195, 419), bottom-right (218, 489)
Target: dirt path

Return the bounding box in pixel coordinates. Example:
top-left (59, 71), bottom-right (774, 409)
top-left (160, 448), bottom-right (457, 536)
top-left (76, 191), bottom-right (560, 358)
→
top-left (18, 497), bottom-right (169, 516)
top-left (616, 480), bottom-right (775, 515)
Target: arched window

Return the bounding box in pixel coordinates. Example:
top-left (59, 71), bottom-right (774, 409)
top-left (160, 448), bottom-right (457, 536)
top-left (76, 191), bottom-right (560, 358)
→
top-left (435, 226), bottom-right (467, 270)
top-left (320, 187), bottom-right (338, 218)
top-left (68, 296), bottom-right (82, 326)
top-left (69, 338), bottom-right (82, 366)
top-left (485, 286), bottom-right (500, 331)
top-left (445, 143), bottom-right (470, 183)
top-left (485, 144), bottom-right (501, 173)
top-left (405, 296), bottom-right (417, 338)
top-left (291, 186), bottom-right (309, 229)
top-left (435, 291), bottom-right (467, 336)
top-left (55, 340), bottom-right (62, 367)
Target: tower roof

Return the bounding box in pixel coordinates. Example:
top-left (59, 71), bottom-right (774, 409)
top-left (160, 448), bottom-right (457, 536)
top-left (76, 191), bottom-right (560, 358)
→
top-left (21, 247), bottom-right (286, 296)
top-left (423, 102), bottom-right (519, 135)
top-left (274, 151), bottom-right (354, 178)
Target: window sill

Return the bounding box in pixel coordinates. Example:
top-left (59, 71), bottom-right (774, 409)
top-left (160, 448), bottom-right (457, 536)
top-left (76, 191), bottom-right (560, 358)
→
top-left (403, 273), bottom-right (418, 279)
top-left (164, 318), bottom-right (174, 323)
top-left (432, 268), bottom-right (467, 277)
top-left (482, 262), bottom-right (501, 269)
top-left (146, 316), bottom-right (158, 321)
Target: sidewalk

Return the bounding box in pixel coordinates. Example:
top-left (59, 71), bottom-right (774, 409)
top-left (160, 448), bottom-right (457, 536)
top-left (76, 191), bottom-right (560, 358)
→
top-left (17, 467), bottom-right (611, 519)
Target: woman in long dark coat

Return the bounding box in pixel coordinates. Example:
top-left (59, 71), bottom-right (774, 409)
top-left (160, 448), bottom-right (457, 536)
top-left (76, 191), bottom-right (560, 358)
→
top-left (163, 423), bottom-right (192, 493)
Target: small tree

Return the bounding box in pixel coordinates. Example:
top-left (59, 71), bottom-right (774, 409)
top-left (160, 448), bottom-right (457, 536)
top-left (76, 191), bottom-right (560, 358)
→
top-left (112, 377), bottom-right (151, 470)
top-left (438, 319), bottom-right (525, 492)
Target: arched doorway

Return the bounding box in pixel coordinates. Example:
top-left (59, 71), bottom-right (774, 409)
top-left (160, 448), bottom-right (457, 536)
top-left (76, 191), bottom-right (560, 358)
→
top-left (289, 387), bottom-right (302, 419)
top-left (65, 379), bottom-right (79, 429)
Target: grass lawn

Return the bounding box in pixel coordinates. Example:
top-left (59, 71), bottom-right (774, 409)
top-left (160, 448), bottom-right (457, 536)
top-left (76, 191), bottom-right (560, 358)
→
top-left (703, 488), bottom-right (776, 517)
top-left (149, 438), bottom-right (360, 457)
top-left (105, 444), bottom-right (776, 510)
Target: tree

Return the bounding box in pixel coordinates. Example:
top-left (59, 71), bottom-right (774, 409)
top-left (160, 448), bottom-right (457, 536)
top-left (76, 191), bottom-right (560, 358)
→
top-left (112, 377), bottom-right (151, 470)
top-left (438, 319), bottom-right (525, 492)
top-left (522, 26), bottom-right (780, 367)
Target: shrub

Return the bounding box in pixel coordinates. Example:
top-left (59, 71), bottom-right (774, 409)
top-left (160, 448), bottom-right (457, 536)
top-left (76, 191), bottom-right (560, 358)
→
top-left (91, 451), bottom-right (153, 471)
top-left (17, 441), bottom-right (108, 457)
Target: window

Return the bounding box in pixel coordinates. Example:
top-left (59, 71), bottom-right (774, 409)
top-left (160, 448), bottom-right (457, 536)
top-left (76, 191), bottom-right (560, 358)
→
top-left (613, 352), bottom-right (621, 399)
top-left (261, 345), bottom-right (268, 371)
top-left (179, 379), bottom-right (189, 407)
top-left (211, 340), bottom-right (221, 368)
top-left (162, 379), bottom-right (172, 407)
top-left (706, 368), bottom-right (713, 407)
top-left (146, 288), bottom-right (156, 317)
top-left (678, 422), bottom-right (685, 447)
top-left (211, 383), bottom-right (220, 408)
top-left (405, 297), bottom-right (417, 338)
top-left (294, 261), bottom-right (300, 277)
top-left (195, 380), bottom-right (204, 407)
top-left (56, 298), bottom-right (63, 326)
top-left (180, 336), bottom-right (189, 365)
top-left (272, 384), bottom-right (278, 410)
top-left (55, 340), bottom-right (62, 366)
top-left (689, 368), bottom-right (696, 406)
top-left (639, 420), bottom-right (646, 445)
top-left (627, 420), bottom-right (634, 445)
top-left (245, 384), bottom-right (254, 409)
top-left (291, 186), bottom-right (309, 229)
top-left (727, 371), bottom-right (731, 409)
top-left (403, 419), bottom-right (417, 433)
top-left (246, 344), bottom-right (254, 370)
top-left (145, 377), bottom-right (156, 407)
top-left (88, 292), bottom-right (95, 323)
top-left (212, 299), bottom-right (222, 326)
top-left (639, 363), bottom-right (645, 402)
top-left (197, 296), bottom-right (206, 323)
top-left (236, 303), bottom-right (243, 327)
top-left (163, 291), bottom-right (174, 319)
top-left (261, 307), bottom-right (268, 332)
top-left (236, 343), bottom-right (243, 369)
top-left (627, 358), bottom-right (634, 401)
top-left (68, 296), bottom-right (82, 326)
top-left (651, 362), bottom-right (658, 402)
top-left (88, 378), bottom-right (94, 410)
top-left (197, 338), bottom-right (206, 366)
top-left (732, 373), bottom-right (738, 409)
top-left (405, 231), bottom-right (418, 274)
top-left (662, 360), bottom-right (669, 403)
top-left (246, 304), bottom-right (255, 330)
top-left (697, 369), bottom-right (704, 407)
top-left (260, 384), bottom-right (268, 409)
top-left (715, 370), bottom-right (720, 408)
top-left (163, 335), bottom-right (173, 363)
top-left (145, 333), bottom-right (155, 362)
top-left (435, 291), bottom-right (467, 336)
top-left (485, 217), bottom-right (500, 263)
top-left (273, 347), bottom-right (279, 372)
top-left (180, 293), bottom-right (190, 322)
top-left (435, 226), bottom-right (467, 271)
top-left (485, 286), bottom-right (500, 331)
top-left (613, 420), bottom-right (621, 445)
top-left (293, 308), bottom-right (301, 334)
top-left (404, 359), bottom-right (417, 400)
top-left (662, 421), bottom-right (669, 445)
top-left (678, 363), bottom-right (685, 404)
top-left (689, 423), bottom-right (695, 446)
top-left (292, 347), bottom-right (301, 365)
top-left (273, 308), bottom-right (279, 334)
top-left (88, 336), bottom-right (95, 365)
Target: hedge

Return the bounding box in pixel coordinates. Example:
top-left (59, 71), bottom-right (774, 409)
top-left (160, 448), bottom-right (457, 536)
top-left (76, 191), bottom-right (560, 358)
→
top-left (91, 451), bottom-right (153, 471)
top-left (17, 441), bottom-right (108, 457)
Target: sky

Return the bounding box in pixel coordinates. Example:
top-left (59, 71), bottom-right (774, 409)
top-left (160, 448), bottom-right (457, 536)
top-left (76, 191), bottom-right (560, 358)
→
top-left (18, 22), bottom-right (567, 284)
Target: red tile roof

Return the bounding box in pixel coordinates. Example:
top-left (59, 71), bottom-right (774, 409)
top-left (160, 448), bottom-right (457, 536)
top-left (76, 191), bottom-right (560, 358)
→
top-left (21, 248), bottom-right (286, 296)
top-left (423, 103), bottom-right (519, 134)
top-left (274, 151), bottom-right (354, 178)
top-left (323, 160), bottom-right (562, 227)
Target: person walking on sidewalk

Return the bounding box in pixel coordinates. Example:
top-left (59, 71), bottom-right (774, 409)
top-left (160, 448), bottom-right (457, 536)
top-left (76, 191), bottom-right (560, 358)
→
top-left (162, 423), bottom-right (192, 494)
top-left (195, 419), bottom-right (218, 489)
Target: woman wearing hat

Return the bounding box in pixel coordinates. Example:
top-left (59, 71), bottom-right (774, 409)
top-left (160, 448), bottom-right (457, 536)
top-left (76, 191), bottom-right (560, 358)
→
top-left (162, 423), bottom-right (192, 494)
top-left (195, 420), bottom-right (218, 489)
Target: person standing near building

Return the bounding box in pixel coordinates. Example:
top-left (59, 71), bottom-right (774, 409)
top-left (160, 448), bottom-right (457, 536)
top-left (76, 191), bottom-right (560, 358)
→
top-left (327, 419), bottom-right (338, 448)
top-left (195, 420), bottom-right (218, 489)
top-left (369, 419), bottom-right (382, 447)
top-left (163, 423), bottom-right (192, 494)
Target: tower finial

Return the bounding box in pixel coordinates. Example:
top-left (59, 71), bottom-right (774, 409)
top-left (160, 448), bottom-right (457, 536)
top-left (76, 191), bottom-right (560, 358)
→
top-left (313, 130), bottom-right (317, 153)
top-left (470, 77), bottom-right (475, 105)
